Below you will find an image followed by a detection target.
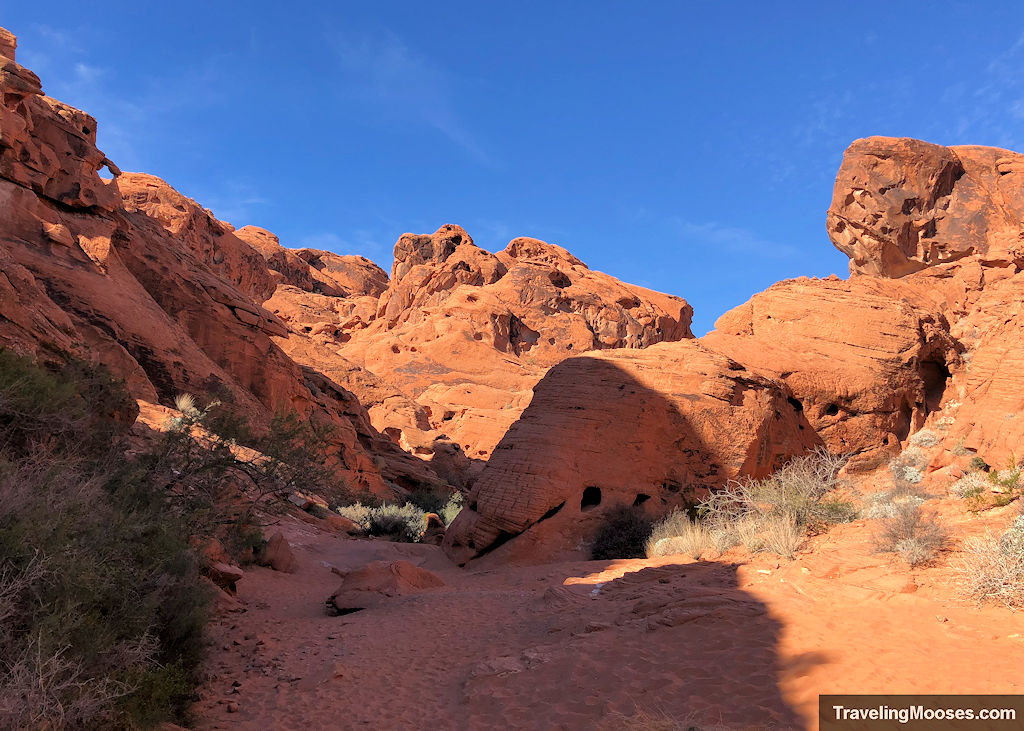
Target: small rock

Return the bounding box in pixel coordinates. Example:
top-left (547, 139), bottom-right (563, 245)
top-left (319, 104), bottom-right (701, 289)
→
top-left (226, 702), bottom-right (239, 713)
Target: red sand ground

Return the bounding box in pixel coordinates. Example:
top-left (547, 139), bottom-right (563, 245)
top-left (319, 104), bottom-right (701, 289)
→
top-left (193, 495), bottom-right (1024, 731)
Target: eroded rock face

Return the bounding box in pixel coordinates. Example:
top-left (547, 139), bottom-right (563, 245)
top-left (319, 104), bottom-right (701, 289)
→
top-left (0, 28), bottom-right (441, 498)
top-left (827, 137), bottom-right (1024, 277)
top-left (704, 274), bottom-right (961, 468)
top-left (324, 225), bottom-right (694, 466)
top-left (443, 342), bottom-right (819, 564)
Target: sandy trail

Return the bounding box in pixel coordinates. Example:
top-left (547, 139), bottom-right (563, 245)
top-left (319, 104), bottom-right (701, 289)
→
top-left (194, 506), bottom-right (1024, 730)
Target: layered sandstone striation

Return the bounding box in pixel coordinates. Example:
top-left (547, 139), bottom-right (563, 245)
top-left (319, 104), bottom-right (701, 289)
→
top-left (443, 342), bottom-right (820, 563)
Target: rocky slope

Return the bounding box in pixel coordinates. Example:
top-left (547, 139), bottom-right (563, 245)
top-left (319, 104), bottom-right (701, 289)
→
top-left (0, 31), bottom-right (433, 496)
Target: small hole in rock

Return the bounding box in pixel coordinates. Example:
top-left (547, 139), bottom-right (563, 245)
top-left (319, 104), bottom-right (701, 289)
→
top-left (580, 486), bottom-right (602, 512)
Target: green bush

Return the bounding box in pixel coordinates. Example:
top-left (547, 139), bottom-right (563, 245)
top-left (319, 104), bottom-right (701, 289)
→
top-left (0, 350), bottom-right (207, 728)
top-left (336, 501), bottom-right (428, 542)
top-left (440, 492), bottom-right (465, 526)
top-left (150, 395), bottom-right (351, 557)
top-left (591, 506), bottom-right (653, 560)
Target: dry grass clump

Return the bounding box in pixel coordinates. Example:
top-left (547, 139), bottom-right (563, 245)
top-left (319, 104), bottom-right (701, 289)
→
top-left (908, 429), bottom-right (941, 448)
top-left (647, 448), bottom-right (853, 560)
top-left (646, 512), bottom-right (712, 560)
top-left (956, 515), bottom-right (1024, 608)
top-left (873, 501), bottom-right (948, 567)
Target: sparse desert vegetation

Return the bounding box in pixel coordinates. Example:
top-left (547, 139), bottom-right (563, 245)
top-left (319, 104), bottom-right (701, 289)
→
top-left (956, 514), bottom-right (1024, 608)
top-left (873, 500), bottom-right (948, 567)
top-left (643, 448), bottom-right (855, 561)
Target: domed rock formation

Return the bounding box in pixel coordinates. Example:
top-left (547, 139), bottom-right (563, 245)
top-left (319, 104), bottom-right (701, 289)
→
top-left (443, 341), bottom-right (819, 564)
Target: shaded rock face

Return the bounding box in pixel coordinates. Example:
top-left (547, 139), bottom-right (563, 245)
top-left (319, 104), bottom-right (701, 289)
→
top-left (443, 342), bottom-right (819, 564)
top-left (827, 136), bottom-right (1024, 277)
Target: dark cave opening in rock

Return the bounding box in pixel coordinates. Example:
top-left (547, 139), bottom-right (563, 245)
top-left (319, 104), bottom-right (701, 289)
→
top-left (580, 486), bottom-right (602, 511)
top-left (920, 355), bottom-right (951, 414)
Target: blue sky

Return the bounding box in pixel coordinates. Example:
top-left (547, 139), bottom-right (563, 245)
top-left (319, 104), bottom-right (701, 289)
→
top-left (5, 2), bottom-right (1024, 333)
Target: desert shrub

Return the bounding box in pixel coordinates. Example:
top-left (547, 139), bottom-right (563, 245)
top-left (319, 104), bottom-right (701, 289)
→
top-left (865, 492), bottom-right (925, 519)
top-left (0, 349), bottom-right (134, 457)
top-left (989, 464), bottom-right (1021, 494)
top-left (149, 396), bottom-right (350, 554)
top-left (899, 445), bottom-right (927, 467)
top-left (336, 502), bottom-right (427, 542)
top-left (0, 350), bottom-right (207, 728)
top-left (336, 502), bottom-right (373, 528)
top-left (891, 462), bottom-right (923, 485)
top-left (908, 429), bottom-right (941, 448)
top-left (873, 501), bottom-right (948, 567)
top-left (368, 503), bottom-right (426, 541)
top-left (703, 448), bottom-right (853, 530)
top-left (591, 506), bottom-right (653, 560)
top-left (440, 491), bottom-right (465, 526)
top-left (951, 471), bottom-right (988, 500)
top-left (969, 456), bottom-right (991, 472)
top-left (951, 458), bottom-right (1021, 511)
top-left (956, 516), bottom-right (1024, 608)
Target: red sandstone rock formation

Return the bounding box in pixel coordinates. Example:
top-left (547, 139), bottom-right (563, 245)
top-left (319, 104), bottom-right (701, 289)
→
top-left (0, 29), bottom-right (435, 497)
top-left (704, 274), bottom-right (960, 469)
top-left (827, 136), bottom-right (1024, 277)
top-left (263, 222), bottom-right (694, 480)
top-left (443, 342), bottom-right (820, 564)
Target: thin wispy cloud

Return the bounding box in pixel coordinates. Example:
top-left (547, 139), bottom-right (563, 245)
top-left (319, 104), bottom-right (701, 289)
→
top-left (935, 29), bottom-right (1024, 151)
top-left (195, 181), bottom-right (270, 227)
top-left (20, 22), bottom-right (238, 173)
top-left (329, 27), bottom-right (492, 165)
top-left (300, 229), bottom-right (389, 262)
top-left (670, 219), bottom-right (797, 259)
